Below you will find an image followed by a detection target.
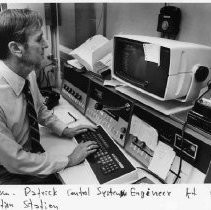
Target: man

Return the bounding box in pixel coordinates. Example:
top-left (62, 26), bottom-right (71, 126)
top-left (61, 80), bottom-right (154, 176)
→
top-left (0, 8), bottom-right (98, 184)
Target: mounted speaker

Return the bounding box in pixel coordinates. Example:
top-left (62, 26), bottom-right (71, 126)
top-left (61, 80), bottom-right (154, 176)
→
top-left (157, 6), bottom-right (181, 36)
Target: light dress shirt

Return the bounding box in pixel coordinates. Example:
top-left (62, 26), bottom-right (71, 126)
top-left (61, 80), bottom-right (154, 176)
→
top-left (0, 60), bottom-right (69, 176)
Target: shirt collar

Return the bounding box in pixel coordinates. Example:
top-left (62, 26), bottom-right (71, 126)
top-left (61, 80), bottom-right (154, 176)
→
top-left (0, 60), bottom-right (25, 96)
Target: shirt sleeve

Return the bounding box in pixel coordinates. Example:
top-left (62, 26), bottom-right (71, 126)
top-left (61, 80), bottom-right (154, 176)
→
top-left (0, 106), bottom-right (68, 176)
top-left (37, 100), bottom-right (67, 136)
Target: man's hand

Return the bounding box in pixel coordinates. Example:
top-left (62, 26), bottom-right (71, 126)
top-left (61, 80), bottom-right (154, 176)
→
top-left (62, 124), bottom-right (97, 139)
top-left (66, 141), bottom-right (99, 167)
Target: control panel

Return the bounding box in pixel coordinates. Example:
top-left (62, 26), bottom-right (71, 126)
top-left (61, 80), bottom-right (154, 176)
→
top-left (126, 114), bottom-right (158, 168)
top-left (124, 103), bottom-right (211, 183)
top-left (61, 64), bottom-right (89, 113)
top-left (85, 80), bottom-right (133, 147)
top-left (61, 64), bottom-right (211, 183)
top-left (174, 134), bottom-right (198, 159)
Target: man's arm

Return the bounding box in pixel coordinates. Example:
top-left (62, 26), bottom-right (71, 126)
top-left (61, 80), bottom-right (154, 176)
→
top-left (62, 124), bottom-right (97, 138)
top-left (37, 96), bottom-right (97, 138)
top-left (32, 72), bottom-right (96, 138)
top-left (0, 106), bottom-right (98, 175)
top-left (0, 107), bottom-right (68, 175)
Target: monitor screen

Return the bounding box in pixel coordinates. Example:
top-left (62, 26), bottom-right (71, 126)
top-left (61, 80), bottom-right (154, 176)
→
top-left (112, 35), bottom-right (211, 102)
top-left (113, 37), bottom-right (170, 98)
top-left (116, 39), bottom-right (147, 83)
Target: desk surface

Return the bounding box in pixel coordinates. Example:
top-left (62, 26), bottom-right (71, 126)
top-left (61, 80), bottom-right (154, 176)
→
top-left (41, 97), bottom-right (205, 184)
top-left (40, 98), bottom-right (145, 184)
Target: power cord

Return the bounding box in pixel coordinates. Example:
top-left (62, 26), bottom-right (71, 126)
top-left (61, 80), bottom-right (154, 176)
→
top-left (135, 109), bottom-right (190, 184)
top-left (173, 80), bottom-right (211, 183)
top-left (135, 117), bottom-right (187, 185)
top-left (172, 120), bottom-right (187, 183)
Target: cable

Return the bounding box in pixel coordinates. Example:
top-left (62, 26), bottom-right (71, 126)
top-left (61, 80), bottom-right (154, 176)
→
top-left (173, 114), bottom-right (188, 184)
top-left (135, 113), bottom-right (188, 184)
top-left (173, 80), bottom-right (211, 183)
top-left (136, 167), bottom-right (167, 184)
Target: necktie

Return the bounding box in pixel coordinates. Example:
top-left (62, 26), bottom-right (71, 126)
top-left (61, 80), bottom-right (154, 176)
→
top-left (22, 79), bottom-right (45, 153)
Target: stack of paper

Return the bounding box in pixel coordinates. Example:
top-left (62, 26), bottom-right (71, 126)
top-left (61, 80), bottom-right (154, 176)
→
top-left (148, 141), bottom-right (176, 180)
top-left (69, 35), bottom-right (112, 73)
top-left (67, 59), bottom-right (84, 69)
top-left (93, 52), bottom-right (112, 74)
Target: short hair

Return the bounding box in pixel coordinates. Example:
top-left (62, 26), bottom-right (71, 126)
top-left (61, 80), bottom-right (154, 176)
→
top-left (0, 8), bottom-right (43, 60)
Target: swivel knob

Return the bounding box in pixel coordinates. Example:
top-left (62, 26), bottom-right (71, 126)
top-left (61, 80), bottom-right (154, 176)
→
top-left (63, 84), bottom-right (68, 90)
top-left (95, 102), bottom-right (103, 110)
top-left (139, 141), bottom-right (146, 150)
top-left (120, 127), bottom-right (127, 134)
top-left (76, 94), bottom-right (82, 101)
top-left (195, 66), bottom-right (209, 82)
top-left (132, 136), bottom-right (139, 143)
top-left (68, 87), bottom-right (72, 93)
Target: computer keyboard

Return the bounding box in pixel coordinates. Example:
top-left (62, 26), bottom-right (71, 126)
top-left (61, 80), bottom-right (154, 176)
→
top-left (75, 126), bottom-right (136, 184)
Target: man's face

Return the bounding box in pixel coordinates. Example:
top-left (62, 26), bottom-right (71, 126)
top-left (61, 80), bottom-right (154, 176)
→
top-left (21, 27), bottom-right (48, 70)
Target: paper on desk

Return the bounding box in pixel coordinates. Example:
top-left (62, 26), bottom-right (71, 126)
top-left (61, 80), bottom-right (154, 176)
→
top-left (148, 141), bottom-right (176, 180)
top-left (130, 115), bottom-right (158, 151)
top-left (67, 59), bottom-right (84, 69)
top-left (53, 108), bottom-right (76, 124)
top-left (59, 161), bottom-right (98, 184)
top-left (168, 156), bottom-right (194, 183)
top-left (143, 43), bottom-right (160, 66)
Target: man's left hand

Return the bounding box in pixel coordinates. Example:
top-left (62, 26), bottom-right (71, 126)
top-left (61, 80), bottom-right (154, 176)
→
top-left (62, 124), bottom-right (97, 139)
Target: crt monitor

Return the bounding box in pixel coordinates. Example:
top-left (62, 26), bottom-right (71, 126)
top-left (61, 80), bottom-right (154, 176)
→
top-left (112, 35), bottom-right (211, 102)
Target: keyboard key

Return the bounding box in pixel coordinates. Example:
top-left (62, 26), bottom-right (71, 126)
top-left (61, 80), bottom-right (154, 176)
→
top-left (75, 126), bottom-right (136, 183)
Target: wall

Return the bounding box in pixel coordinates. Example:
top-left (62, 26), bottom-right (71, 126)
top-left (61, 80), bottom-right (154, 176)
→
top-left (59, 3), bottom-right (103, 50)
top-left (7, 3), bottom-right (211, 49)
top-left (106, 3), bottom-right (162, 39)
top-left (75, 3), bottom-right (96, 47)
top-left (172, 3), bottom-right (211, 45)
top-left (59, 3), bottom-right (75, 49)
top-left (106, 3), bottom-right (211, 46)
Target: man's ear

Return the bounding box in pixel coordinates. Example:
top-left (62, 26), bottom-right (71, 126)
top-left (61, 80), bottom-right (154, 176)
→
top-left (8, 41), bottom-right (23, 58)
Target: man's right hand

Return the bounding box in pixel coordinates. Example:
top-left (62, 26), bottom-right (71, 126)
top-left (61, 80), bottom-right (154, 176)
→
top-left (66, 141), bottom-right (99, 167)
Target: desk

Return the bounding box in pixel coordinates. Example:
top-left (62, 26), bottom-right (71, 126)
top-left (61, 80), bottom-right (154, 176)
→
top-left (41, 95), bottom-right (207, 184)
top-left (40, 97), bottom-right (148, 184)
